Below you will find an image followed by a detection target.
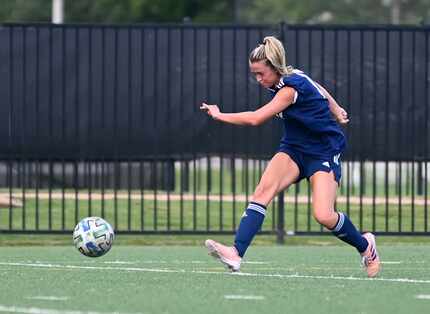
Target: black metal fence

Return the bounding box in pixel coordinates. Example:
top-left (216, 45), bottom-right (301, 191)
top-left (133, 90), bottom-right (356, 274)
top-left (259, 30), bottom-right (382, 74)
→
top-left (0, 23), bottom-right (429, 240)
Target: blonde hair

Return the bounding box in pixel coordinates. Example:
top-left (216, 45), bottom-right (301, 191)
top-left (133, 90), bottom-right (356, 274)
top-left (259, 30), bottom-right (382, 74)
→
top-left (249, 36), bottom-right (293, 75)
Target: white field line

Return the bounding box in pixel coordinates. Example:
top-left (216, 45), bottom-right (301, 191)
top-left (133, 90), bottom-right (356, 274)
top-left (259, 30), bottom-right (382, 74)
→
top-left (25, 296), bottom-right (69, 301)
top-left (0, 262), bottom-right (180, 273)
top-left (102, 260), bottom-right (266, 265)
top-left (224, 295), bottom-right (265, 300)
top-left (102, 261), bottom-right (138, 265)
top-left (1, 262), bottom-right (430, 285)
top-left (30, 260), bottom-right (201, 265)
top-left (2, 192), bottom-right (427, 206)
top-left (102, 260), bottom-right (207, 265)
top-left (381, 261), bottom-right (403, 264)
top-left (35, 260), bottom-right (264, 265)
top-left (415, 294), bottom-right (430, 300)
top-left (0, 305), bottom-right (143, 314)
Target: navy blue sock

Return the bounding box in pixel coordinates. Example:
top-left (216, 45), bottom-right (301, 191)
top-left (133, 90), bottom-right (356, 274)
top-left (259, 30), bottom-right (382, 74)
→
top-left (234, 202), bottom-right (266, 257)
top-left (331, 212), bottom-right (369, 253)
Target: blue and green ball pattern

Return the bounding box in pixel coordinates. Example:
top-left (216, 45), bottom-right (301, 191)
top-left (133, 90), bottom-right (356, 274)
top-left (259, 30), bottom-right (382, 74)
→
top-left (73, 217), bottom-right (114, 257)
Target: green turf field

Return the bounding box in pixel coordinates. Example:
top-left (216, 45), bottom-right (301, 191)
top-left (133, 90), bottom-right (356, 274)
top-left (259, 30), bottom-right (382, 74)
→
top-left (0, 244), bottom-right (429, 314)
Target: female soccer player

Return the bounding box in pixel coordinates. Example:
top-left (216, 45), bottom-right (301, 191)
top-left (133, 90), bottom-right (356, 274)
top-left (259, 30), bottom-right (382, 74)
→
top-left (200, 36), bottom-right (380, 277)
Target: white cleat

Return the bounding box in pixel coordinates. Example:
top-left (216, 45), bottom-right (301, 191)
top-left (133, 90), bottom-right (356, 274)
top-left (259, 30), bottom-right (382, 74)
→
top-left (361, 232), bottom-right (381, 278)
top-left (205, 239), bottom-right (241, 272)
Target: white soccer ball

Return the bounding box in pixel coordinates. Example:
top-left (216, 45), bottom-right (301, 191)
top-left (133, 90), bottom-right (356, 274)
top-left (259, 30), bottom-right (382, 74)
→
top-left (73, 217), bottom-right (115, 257)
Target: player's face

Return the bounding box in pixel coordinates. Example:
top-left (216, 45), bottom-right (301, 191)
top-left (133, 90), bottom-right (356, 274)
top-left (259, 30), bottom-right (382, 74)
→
top-left (250, 61), bottom-right (280, 88)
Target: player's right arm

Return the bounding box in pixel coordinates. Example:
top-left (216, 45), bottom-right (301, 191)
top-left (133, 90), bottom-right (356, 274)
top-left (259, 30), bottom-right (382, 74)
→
top-left (200, 86), bottom-right (296, 126)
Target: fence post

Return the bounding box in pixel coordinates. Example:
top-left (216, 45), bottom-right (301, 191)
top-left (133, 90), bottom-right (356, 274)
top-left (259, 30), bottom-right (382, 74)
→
top-left (417, 161), bottom-right (423, 195)
top-left (277, 191), bottom-right (285, 244)
top-left (274, 21), bottom-right (287, 245)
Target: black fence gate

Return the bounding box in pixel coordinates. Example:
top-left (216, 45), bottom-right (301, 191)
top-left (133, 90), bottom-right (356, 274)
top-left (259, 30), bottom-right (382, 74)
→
top-left (0, 22), bottom-right (429, 240)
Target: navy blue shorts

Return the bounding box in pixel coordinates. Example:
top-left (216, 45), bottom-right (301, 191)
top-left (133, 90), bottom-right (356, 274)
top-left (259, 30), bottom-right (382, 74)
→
top-left (278, 146), bottom-right (342, 184)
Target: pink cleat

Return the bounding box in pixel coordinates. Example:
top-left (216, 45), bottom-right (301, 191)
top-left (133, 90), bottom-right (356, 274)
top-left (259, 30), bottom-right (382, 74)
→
top-left (205, 239), bottom-right (241, 272)
top-left (361, 232), bottom-right (381, 278)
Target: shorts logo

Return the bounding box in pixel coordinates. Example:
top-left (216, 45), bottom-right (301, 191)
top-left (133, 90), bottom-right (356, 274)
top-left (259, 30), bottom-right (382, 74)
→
top-left (322, 161), bottom-right (330, 168)
top-left (333, 153), bottom-right (340, 165)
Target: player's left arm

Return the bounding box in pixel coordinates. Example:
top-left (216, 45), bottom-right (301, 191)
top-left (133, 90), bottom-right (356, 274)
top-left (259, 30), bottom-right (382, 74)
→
top-left (200, 87), bottom-right (296, 126)
top-left (316, 83), bottom-right (349, 125)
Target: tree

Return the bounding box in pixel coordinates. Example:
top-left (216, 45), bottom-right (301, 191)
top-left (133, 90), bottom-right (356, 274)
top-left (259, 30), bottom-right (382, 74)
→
top-left (239, 0), bottom-right (430, 24)
top-left (0, 0), bottom-right (428, 24)
top-left (0, 0), bottom-right (51, 22)
top-left (0, 0), bottom-right (235, 23)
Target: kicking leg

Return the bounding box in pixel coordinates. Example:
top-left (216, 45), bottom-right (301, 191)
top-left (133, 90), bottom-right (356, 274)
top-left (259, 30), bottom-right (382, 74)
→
top-left (310, 171), bottom-right (380, 277)
top-left (206, 152), bottom-right (300, 271)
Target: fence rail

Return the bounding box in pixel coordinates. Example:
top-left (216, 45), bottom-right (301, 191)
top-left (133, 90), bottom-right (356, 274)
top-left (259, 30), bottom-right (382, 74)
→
top-left (0, 23), bottom-right (429, 240)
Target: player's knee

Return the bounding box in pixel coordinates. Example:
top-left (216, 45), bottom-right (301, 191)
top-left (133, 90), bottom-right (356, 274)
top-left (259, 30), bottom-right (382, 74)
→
top-left (252, 182), bottom-right (277, 202)
top-left (313, 209), bottom-right (337, 228)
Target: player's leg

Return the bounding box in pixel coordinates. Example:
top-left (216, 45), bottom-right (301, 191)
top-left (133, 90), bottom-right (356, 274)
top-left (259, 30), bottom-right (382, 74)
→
top-left (310, 171), bottom-right (366, 247)
top-left (205, 152), bottom-right (300, 271)
top-left (233, 152), bottom-right (300, 257)
top-left (310, 171), bottom-right (380, 277)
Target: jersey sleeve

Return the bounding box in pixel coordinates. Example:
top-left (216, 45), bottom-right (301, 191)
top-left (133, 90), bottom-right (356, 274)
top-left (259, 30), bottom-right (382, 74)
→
top-left (279, 76), bottom-right (299, 104)
top-left (281, 71), bottom-right (326, 104)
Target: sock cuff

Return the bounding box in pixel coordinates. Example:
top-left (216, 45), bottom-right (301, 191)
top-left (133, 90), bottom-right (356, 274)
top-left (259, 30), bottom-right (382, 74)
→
top-left (332, 212), bottom-right (345, 232)
top-left (250, 201), bottom-right (267, 209)
top-left (248, 202), bottom-right (266, 216)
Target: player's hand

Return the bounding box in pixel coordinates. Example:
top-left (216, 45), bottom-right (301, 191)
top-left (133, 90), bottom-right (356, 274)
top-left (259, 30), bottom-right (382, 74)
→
top-left (200, 102), bottom-right (221, 120)
top-left (334, 106), bottom-right (349, 125)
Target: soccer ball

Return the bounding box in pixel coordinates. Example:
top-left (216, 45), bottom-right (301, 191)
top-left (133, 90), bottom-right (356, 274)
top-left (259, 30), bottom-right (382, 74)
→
top-left (73, 217), bottom-right (114, 257)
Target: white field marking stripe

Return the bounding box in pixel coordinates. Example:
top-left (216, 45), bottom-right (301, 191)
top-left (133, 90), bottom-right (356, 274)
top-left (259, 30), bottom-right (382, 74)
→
top-left (102, 261), bottom-right (137, 265)
top-left (2, 262), bottom-right (430, 285)
top-left (381, 261), bottom-right (403, 264)
top-left (103, 261), bottom-right (207, 264)
top-left (228, 271), bottom-right (430, 284)
top-left (25, 296), bottom-right (69, 301)
top-left (416, 294), bottom-right (430, 300)
top-left (0, 305), bottom-right (143, 314)
top-left (39, 260), bottom-right (263, 264)
top-left (224, 295), bottom-right (265, 300)
top-left (0, 262), bottom-right (182, 273)
top-left (31, 260), bottom-right (206, 265)
top-left (34, 260), bottom-right (261, 265)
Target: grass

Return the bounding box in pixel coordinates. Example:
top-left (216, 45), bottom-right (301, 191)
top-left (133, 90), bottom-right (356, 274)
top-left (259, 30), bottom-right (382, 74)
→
top-left (0, 245), bottom-right (429, 314)
top-left (2, 233), bottom-right (430, 247)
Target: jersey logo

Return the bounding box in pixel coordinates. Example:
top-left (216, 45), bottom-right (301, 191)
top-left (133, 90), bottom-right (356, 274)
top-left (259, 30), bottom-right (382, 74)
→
top-left (322, 161), bottom-right (330, 168)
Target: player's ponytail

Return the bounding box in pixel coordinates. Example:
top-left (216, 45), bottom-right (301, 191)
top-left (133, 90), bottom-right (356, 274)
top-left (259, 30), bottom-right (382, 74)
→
top-left (249, 36), bottom-right (293, 75)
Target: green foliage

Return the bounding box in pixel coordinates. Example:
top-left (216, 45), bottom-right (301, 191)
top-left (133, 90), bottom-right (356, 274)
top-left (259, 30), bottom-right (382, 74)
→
top-left (241, 0), bottom-right (430, 24)
top-left (0, 0), bottom-right (234, 23)
top-left (0, 0), bottom-right (51, 22)
top-left (0, 0), bottom-right (429, 24)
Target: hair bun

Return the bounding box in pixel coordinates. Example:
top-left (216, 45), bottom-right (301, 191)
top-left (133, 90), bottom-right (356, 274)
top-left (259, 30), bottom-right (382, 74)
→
top-left (263, 36), bottom-right (274, 45)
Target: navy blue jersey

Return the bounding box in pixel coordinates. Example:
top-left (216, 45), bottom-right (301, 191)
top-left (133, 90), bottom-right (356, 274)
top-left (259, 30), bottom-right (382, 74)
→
top-left (268, 69), bottom-right (346, 159)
